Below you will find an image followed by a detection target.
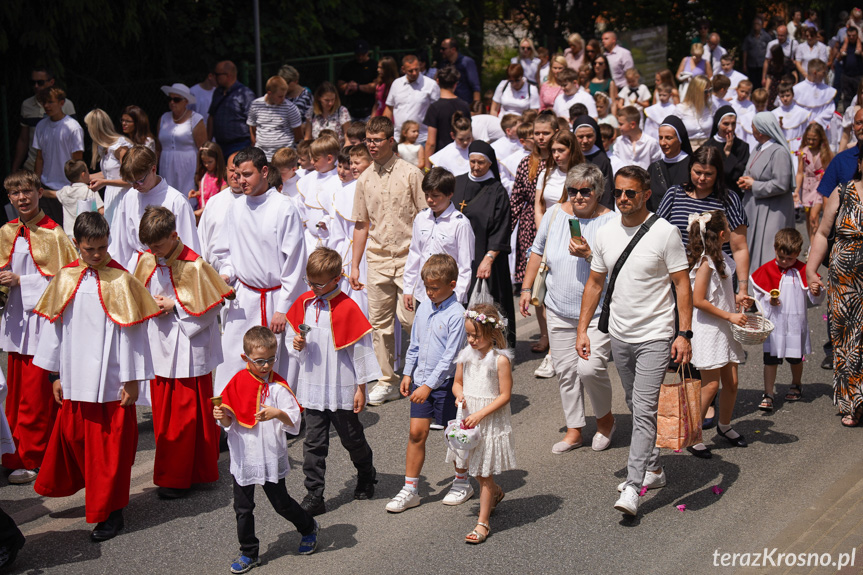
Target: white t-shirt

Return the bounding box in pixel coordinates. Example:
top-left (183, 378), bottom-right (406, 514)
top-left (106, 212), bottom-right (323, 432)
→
top-left (56, 182), bottom-right (104, 239)
top-left (591, 213), bottom-right (688, 343)
top-left (32, 115), bottom-right (84, 190)
top-left (492, 80), bottom-right (540, 116)
top-left (471, 114), bottom-right (505, 142)
top-left (536, 167), bottom-right (567, 209)
top-left (385, 74), bottom-right (441, 145)
top-left (552, 90), bottom-right (598, 119)
top-left (189, 84), bottom-right (215, 124)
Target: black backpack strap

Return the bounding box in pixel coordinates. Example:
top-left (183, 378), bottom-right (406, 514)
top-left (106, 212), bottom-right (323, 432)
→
top-left (598, 214), bottom-right (661, 333)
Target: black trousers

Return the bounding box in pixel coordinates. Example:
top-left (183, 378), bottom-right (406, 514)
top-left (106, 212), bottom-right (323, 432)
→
top-left (747, 67), bottom-right (764, 90)
top-left (303, 408), bottom-right (374, 497)
top-left (233, 477), bottom-right (314, 559)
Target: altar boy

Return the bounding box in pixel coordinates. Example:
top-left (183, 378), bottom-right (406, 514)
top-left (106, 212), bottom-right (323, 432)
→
top-left (33, 212), bottom-right (158, 541)
top-left (134, 206), bottom-right (234, 499)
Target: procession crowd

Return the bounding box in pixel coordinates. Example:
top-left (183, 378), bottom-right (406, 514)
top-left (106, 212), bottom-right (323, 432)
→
top-left (2, 6), bottom-right (863, 573)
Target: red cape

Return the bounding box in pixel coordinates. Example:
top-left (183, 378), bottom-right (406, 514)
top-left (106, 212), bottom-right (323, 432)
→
top-left (221, 369), bottom-right (301, 429)
top-left (751, 259), bottom-right (810, 293)
top-left (286, 290), bottom-right (373, 351)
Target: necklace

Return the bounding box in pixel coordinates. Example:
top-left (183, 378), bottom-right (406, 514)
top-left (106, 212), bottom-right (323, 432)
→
top-left (172, 110), bottom-right (189, 123)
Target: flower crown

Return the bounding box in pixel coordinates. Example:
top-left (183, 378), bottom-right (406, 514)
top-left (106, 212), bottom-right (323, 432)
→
top-left (464, 309), bottom-right (507, 330)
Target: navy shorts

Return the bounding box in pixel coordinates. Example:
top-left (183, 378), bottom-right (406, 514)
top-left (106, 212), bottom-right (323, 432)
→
top-left (763, 353), bottom-right (802, 366)
top-left (409, 378), bottom-right (457, 424)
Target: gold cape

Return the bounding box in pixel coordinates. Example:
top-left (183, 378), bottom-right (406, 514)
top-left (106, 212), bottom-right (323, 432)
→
top-left (0, 211), bottom-right (77, 276)
top-left (34, 256), bottom-right (161, 326)
top-left (133, 241), bottom-right (234, 316)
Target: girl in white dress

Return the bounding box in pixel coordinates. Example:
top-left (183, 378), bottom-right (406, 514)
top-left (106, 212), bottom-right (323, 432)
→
top-left (83, 109), bottom-right (132, 229)
top-left (686, 211), bottom-right (751, 458)
top-left (446, 303), bottom-right (515, 544)
top-left (397, 121), bottom-right (425, 169)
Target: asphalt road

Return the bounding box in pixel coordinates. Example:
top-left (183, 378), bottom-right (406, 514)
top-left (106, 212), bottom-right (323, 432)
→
top-left (2, 259), bottom-right (861, 575)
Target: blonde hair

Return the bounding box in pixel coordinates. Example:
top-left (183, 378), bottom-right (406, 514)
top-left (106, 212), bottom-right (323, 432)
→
top-left (272, 147), bottom-right (298, 169)
top-left (465, 303), bottom-right (507, 350)
top-left (682, 75), bottom-right (710, 116)
top-left (691, 43), bottom-right (705, 58)
top-left (84, 108), bottom-right (123, 170)
top-left (310, 134), bottom-right (340, 160)
top-left (547, 55), bottom-right (568, 86)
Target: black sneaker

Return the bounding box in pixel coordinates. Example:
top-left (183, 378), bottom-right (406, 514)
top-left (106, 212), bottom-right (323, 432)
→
top-left (300, 493), bottom-right (326, 516)
top-left (157, 486), bottom-right (190, 500)
top-left (354, 469), bottom-right (378, 500)
top-left (821, 354), bottom-right (833, 370)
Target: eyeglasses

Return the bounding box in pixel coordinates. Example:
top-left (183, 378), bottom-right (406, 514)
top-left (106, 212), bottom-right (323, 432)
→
top-left (247, 356), bottom-right (277, 367)
top-left (567, 187), bottom-right (594, 198)
top-left (613, 188), bottom-right (641, 199)
top-left (131, 173), bottom-right (150, 186)
top-left (593, 61), bottom-right (605, 66)
top-left (32, 79), bottom-right (46, 87)
top-left (168, 97), bottom-right (184, 103)
top-left (364, 137), bottom-right (388, 146)
top-left (304, 276), bottom-right (339, 290)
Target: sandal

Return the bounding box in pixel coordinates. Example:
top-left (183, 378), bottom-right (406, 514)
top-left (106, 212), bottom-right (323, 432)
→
top-left (758, 393), bottom-right (774, 412)
top-left (785, 385), bottom-right (802, 402)
top-left (491, 487), bottom-right (505, 511)
top-left (465, 522), bottom-right (490, 544)
top-left (842, 409), bottom-right (863, 427)
top-left (531, 335), bottom-right (549, 353)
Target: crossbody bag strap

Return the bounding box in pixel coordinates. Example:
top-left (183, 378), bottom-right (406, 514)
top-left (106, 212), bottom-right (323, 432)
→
top-left (598, 214), bottom-right (660, 333)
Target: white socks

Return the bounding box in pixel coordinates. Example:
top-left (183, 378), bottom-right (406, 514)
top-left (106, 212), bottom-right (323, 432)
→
top-left (404, 476), bottom-right (419, 493)
top-left (718, 423), bottom-right (740, 439)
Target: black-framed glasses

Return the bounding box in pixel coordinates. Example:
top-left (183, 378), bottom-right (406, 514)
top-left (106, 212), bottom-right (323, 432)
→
top-left (613, 188), bottom-right (641, 199)
top-left (248, 356), bottom-right (277, 367)
top-left (364, 137), bottom-right (388, 146)
top-left (304, 276), bottom-right (339, 290)
top-left (567, 187), bottom-right (594, 198)
top-left (168, 97), bottom-right (184, 103)
top-left (32, 79), bottom-right (46, 87)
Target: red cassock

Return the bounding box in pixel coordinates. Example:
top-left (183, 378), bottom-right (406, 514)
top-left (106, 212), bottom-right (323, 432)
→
top-left (1, 353), bottom-right (57, 470)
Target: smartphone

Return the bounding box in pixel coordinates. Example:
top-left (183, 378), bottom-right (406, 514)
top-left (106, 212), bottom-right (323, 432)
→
top-left (568, 218), bottom-right (581, 239)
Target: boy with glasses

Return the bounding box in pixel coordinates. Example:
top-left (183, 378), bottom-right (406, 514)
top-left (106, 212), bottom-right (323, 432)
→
top-left (288, 247), bottom-right (380, 516)
top-left (133, 206), bottom-right (233, 499)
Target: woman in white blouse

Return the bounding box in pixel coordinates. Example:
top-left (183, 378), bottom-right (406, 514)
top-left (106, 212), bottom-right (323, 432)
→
top-left (491, 63), bottom-right (540, 117)
top-left (674, 75), bottom-right (714, 150)
top-left (83, 109), bottom-right (132, 227)
top-left (511, 38), bottom-right (542, 86)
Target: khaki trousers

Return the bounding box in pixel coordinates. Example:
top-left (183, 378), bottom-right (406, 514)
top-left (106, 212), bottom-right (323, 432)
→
top-left (366, 263), bottom-right (415, 387)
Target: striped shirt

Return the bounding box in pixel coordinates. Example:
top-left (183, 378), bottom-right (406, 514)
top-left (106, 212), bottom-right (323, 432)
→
top-left (530, 204), bottom-right (617, 319)
top-left (656, 185), bottom-right (748, 254)
top-left (246, 96), bottom-right (303, 160)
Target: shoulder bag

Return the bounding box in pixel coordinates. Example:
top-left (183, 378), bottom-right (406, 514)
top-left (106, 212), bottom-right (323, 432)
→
top-left (530, 205), bottom-right (561, 306)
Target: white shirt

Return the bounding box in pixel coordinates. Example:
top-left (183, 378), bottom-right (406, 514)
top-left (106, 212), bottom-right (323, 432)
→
top-left (329, 180), bottom-right (368, 313)
top-left (613, 133), bottom-right (663, 169)
top-left (144, 260), bottom-right (223, 378)
top-left (32, 115), bottom-right (84, 190)
top-left (197, 188), bottom-right (243, 267)
top-left (795, 41), bottom-right (829, 71)
top-left (221, 381), bottom-right (301, 486)
top-left (618, 84), bottom-right (653, 111)
top-left (403, 203), bottom-right (475, 302)
top-left (0, 236), bottom-right (52, 355)
top-left (492, 80), bottom-right (540, 116)
top-left (644, 102), bottom-right (679, 140)
top-left (385, 74), bottom-right (441, 145)
top-left (56, 182), bottom-right (104, 239)
top-left (765, 37), bottom-right (798, 60)
top-left (705, 44), bottom-right (728, 72)
top-left (34, 270), bottom-right (154, 403)
top-left (500, 149), bottom-right (529, 194)
top-left (428, 142), bottom-right (470, 176)
top-left (717, 69), bottom-right (749, 93)
top-left (491, 137), bottom-right (522, 163)
top-left (297, 168), bottom-right (340, 248)
top-left (772, 104), bottom-right (811, 142)
top-left (674, 103), bottom-right (714, 141)
top-left (295, 292), bottom-right (381, 411)
top-left (536, 168), bottom-right (567, 210)
top-left (471, 114), bottom-right (505, 143)
top-left (189, 84), bottom-right (215, 124)
top-left (591, 213), bottom-right (688, 343)
top-left (109, 177), bottom-right (201, 271)
top-left (792, 79), bottom-right (837, 129)
top-left (552, 90), bottom-right (598, 119)
top-left (511, 56), bottom-right (542, 84)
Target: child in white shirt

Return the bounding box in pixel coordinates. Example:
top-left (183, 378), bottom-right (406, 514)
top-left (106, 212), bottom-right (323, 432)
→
top-left (553, 68), bottom-right (598, 121)
top-left (403, 168), bottom-right (475, 310)
top-left (773, 82), bottom-right (811, 147)
top-left (490, 115), bottom-right (522, 164)
top-left (45, 159), bottom-right (104, 240)
top-left (500, 123), bottom-right (534, 194)
top-left (297, 135), bottom-right (341, 252)
top-left (711, 75), bottom-right (732, 110)
top-left (644, 84), bottom-right (679, 140)
top-left (612, 106), bottom-right (662, 169)
top-left (792, 59), bottom-right (836, 130)
top-left (272, 147), bottom-right (300, 200)
top-left (616, 68), bottom-right (652, 112)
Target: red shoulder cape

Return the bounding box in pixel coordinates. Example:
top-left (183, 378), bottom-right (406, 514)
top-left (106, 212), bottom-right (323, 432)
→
top-left (220, 369), bottom-right (302, 429)
top-left (286, 290), bottom-right (373, 350)
top-left (751, 259), bottom-right (809, 293)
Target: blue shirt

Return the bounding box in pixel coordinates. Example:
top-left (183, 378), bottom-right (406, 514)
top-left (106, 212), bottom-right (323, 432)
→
top-left (403, 293), bottom-right (466, 390)
top-left (817, 146), bottom-right (860, 197)
top-left (453, 54), bottom-right (481, 103)
top-left (209, 81), bottom-right (256, 148)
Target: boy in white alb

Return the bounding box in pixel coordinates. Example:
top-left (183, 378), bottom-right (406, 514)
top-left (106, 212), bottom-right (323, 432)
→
top-left (403, 168), bottom-right (475, 312)
top-left (716, 54), bottom-right (748, 94)
top-left (711, 75), bottom-right (732, 110)
top-left (553, 68), bottom-right (598, 121)
top-left (732, 82), bottom-right (759, 150)
top-left (33, 212), bottom-right (157, 541)
top-left (490, 115), bottom-right (523, 163)
top-left (0, 171), bottom-right (78, 485)
top-left (288, 248), bottom-right (381, 517)
top-left (793, 59), bottom-right (836, 130)
top-left (612, 106), bottom-right (662, 169)
top-left (110, 146), bottom-right (200, 271)
top-left (297, 135), bottom-right (341, 252)
top-left (644, 84), bottom-right (679, 140)
top-left (272, 147), bottom-right (300, 202)
top-left (134, 206), bottom-right (233, 499)
top-left (212, 147), bottom-right (307, 394)
top-left (773, 82), bottom-right (811, 147)
top-left (47, 160), bottom-right (104, 240)
top-left (198, 151), bottom-right (243, 268)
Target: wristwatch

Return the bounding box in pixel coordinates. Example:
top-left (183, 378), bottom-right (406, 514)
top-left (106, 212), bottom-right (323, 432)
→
top-left (677, 330), bottom-right (693, 340)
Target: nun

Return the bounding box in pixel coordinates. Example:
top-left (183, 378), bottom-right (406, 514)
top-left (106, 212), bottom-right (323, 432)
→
top-left (704, 105), bottom-right (750, 198)
top-left (452, 141), bottom-right (517, 348)
top-left (737, 112), bottom-right (795, 270)
top-left (646, 115), bottom-right (694, 211)
top-left (572, 115), bottom-right (613, 208)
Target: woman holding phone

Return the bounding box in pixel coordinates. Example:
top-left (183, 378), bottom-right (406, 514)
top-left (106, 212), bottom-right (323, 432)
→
top-left (519, 163), bottom-right (617, 454)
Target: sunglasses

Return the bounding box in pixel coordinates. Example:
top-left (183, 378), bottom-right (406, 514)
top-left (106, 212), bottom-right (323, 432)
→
top-left (32, 79), bottom-right (46, 87)
top-left (168, 97), bottom-right (185, 103)
top-left (247, 356), bottom-right (277, 367)
top-left (613, 188), bottom-right (641, 199)
top-left (567, 187), bottom-right (594, 198)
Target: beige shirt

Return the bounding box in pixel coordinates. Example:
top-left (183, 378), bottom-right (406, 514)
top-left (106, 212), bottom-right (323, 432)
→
top-left (352, 153), bottom-right (424, 270)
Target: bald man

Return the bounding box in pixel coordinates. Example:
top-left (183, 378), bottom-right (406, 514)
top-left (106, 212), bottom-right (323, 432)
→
top-left (208, 60), bottom-right (256, 155)
top-left (601, 31), bottom-right (634, 90)
top-left (762, 26), bottom-right (797, 86)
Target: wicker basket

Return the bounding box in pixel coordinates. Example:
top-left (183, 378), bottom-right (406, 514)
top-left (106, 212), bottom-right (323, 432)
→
top-left (731, 302), bottom-right (775, 346)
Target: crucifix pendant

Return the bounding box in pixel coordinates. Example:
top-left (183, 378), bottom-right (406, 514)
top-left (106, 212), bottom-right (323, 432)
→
top-left (459, 199), bottom-right (468, 212)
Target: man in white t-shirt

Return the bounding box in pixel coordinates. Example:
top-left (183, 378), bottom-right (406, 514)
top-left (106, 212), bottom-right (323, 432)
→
top-left (32, 88), bottom-right (84, 193)
top-left (189, 71), bottom-right (217, 125)
top-left (12, 68), bottom-right (76, 173)
top-left (576, 165), bottom-right (692, 518)
top-left (384, 55), bottom-right (440, 145)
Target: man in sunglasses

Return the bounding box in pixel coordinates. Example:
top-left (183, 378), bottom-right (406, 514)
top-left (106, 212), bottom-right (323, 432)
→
top-left (13, 68), bottom-right (76, 174)
top-left (577, 165), bottom-right (692, 517)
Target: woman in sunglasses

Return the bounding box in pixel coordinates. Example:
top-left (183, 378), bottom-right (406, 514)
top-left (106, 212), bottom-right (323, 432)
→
top-left (156, 83), bottom-right (207, 206)
top-left (519, 163), bottom-right (616, 453)
top-left (589, 56), bottom-right (619, 105)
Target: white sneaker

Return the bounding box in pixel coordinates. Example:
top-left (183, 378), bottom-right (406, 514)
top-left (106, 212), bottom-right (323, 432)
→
top-left (617, 468), bottom-right (667, 492)
top-left (591, 424), bottom-right (616, 451)
top-left (442, 480), bottom-right (474, 505)
top-left (385, 488), bottom-right (420, 513)
top-left (368, 384), bottom-right (400, 406)
top-left (614, 485), bottom-right (640, 516)
top-left (534, 354), bottom-right (555, 379)
top-left (429, 423), bottom-right (445, 430)
top-left (8, 468), bottom-right (38, 484)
